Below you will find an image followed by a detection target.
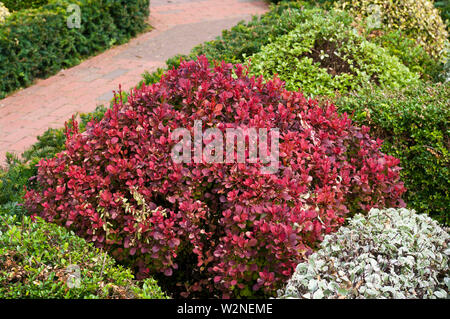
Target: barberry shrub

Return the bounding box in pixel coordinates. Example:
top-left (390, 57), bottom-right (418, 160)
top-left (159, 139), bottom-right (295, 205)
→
top-left (25, 56), bottom-right (405, 298)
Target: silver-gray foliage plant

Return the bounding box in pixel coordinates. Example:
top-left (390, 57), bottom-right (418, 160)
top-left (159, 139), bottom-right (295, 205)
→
top-left (279, 208), bottom-right (449, 299)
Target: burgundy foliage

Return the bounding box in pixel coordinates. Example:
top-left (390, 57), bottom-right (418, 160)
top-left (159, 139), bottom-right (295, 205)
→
top-left (25, 56), bottom-right (406, 298)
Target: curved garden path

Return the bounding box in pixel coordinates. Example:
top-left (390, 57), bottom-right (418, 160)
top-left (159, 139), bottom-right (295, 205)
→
top-left (0, 0), bottom-right (268, 165)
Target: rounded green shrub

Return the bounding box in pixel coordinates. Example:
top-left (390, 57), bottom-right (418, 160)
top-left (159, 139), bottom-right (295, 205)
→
top-left (279, 208), bottom-right (449, 299)
top-left (335, 0), bottom-right (448, 61)
top-left (368, 30), bottom-right (444, 81)
top-left (249, 8), bottom-right (419, 97)
top-left (0, 210), bottom-right (168, 299)
top-left (334, 82), bottom-right (449, 225)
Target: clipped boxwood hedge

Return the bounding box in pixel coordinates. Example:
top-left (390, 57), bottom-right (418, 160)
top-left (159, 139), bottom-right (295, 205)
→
top-left (0, 208), bottom-right (168, 298)
top-left (2, 0), bottom-right (48, 12)
top-left (0, 0), bottom-right (150, 98)
top-left (334, 83), bottom-right (449, 225)
top-left (248, 7), bottom-right (419, 97)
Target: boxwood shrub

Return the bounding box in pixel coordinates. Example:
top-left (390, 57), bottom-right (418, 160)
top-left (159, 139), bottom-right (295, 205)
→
top-left (367, 30), bottom-right (444, 82)
top-left (334, 83), bottom-right (449, 225)
top-left (0, 0), bottom-right (150, 98)
top-left (249, 7), bottom-right (419, 97)
top-left (0, 208), bottom-right (168, 299)
top-left (279, 208), bottom-right (449, 299)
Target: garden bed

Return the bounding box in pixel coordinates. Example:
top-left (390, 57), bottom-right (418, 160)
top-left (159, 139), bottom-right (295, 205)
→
top-left (0, 0), bottom-right (448, 300)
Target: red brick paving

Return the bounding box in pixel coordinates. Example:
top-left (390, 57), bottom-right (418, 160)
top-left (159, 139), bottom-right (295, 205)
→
top-left (0, 0), bottom-right (268, 165)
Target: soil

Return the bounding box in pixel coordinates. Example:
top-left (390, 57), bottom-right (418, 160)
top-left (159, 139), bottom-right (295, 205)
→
top-left (304, 38), bottom-right (356, 77)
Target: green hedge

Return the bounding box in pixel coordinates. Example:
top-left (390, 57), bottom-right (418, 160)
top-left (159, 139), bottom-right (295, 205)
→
top-left (334, 83), bottom-right (449, 225)
top-left (2, 0), bottom-right (48, 11)
top-left (0, 0), bottom-right (150, 98)
top-left (368, 30), bottom-right (443, 82)
top-left (0, 210), bottom-right (168, 298)
top-left (190, 1), bottom-right (305, 64)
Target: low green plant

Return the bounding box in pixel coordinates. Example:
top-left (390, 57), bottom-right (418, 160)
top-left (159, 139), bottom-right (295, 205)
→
top-left (249, 7), bottom-right (419, 97)
top-left (334, 83), bottom-right (449, 225)
top-left (140, 68), bottom-right (166, 87)
top-left (0, 154), bottom-right (38, 206)
top-left (279, 208), bottom-right (449, 299)
top-left (0, 211), bottom-right (168, 299)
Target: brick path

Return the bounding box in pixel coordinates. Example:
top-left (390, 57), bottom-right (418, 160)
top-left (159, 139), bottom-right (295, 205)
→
top-left (0, 0), bottom-right (268, 165)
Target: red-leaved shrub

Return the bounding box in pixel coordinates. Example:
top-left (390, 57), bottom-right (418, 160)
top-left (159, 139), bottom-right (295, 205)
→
top-left (25, 56), bottom-right (406, 298)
